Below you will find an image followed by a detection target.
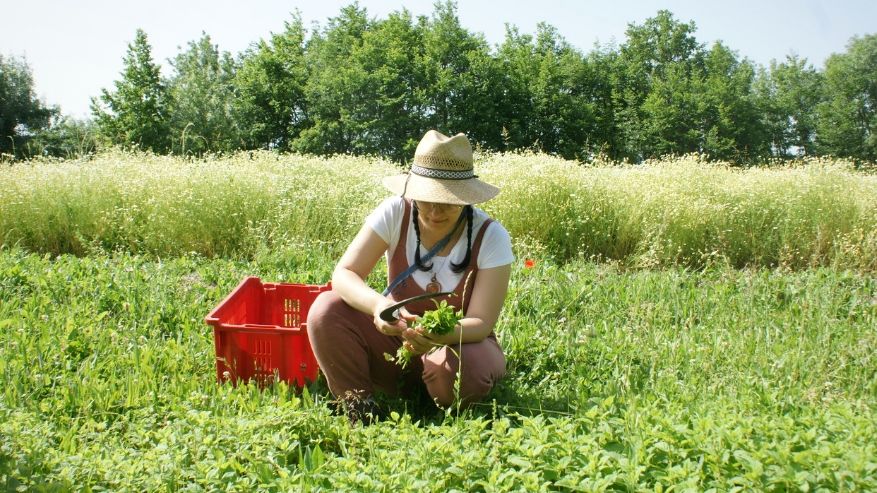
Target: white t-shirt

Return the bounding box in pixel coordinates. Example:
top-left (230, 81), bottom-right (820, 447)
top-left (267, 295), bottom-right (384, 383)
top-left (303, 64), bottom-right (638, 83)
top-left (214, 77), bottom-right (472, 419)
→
top-left (366, 196), bottom-right (515, 292)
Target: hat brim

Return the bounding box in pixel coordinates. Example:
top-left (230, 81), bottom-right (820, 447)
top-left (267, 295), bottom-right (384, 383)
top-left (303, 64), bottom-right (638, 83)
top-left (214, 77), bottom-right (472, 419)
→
top-left (382, 174), bottom-right (500, 205)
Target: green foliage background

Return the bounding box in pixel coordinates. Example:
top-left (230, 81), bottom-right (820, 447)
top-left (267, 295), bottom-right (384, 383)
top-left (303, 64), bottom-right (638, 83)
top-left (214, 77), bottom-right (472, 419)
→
top-left (88, 6), bottom-right (877, 164)
top-left (0, 54), bottom-right (57, 156)
top-left (3, 4), bottom-right (876, 164)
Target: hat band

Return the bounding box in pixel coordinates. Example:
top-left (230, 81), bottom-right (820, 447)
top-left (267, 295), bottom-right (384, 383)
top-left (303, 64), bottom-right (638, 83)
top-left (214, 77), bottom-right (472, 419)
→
top-left (411, 164), bottom-right (475, 180)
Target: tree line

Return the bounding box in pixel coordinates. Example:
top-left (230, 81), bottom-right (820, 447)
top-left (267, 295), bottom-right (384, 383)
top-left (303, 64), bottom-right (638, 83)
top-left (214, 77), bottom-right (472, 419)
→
top-left (2, 3), bottom-right (876, 164)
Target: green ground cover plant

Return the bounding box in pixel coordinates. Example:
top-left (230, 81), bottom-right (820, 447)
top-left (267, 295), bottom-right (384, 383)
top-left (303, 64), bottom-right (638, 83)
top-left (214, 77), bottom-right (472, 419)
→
top-left (0, 249), bottom-right (874, 490)
top-left (1, 153), bottom-right (876, 490)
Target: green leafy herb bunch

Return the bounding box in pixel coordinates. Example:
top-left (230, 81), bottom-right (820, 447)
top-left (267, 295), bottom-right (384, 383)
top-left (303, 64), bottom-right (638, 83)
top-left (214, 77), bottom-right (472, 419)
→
top-left (392, 299), bottom-right (462, 368)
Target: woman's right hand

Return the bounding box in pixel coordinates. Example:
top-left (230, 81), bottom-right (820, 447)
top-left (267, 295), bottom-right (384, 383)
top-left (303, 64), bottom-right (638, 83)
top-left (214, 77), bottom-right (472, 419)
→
top-left (372, 302), bottom-right (414, 337)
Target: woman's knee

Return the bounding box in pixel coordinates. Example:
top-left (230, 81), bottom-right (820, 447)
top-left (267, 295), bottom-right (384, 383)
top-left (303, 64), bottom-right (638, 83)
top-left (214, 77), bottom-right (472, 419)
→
top-left (306, 290), bottom-right (351, 341)
top-left (422, 346), bottom-right (504, 407)
top-left (421, 359), bottom-right (457, 407)
top-left (423, 367), bottom-right (495, 408)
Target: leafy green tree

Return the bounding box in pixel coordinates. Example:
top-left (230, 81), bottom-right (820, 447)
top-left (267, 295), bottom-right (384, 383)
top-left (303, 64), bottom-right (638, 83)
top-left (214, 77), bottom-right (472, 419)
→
top-left (614, 10), bottom-right (705, 161)
top-left (421, 1), bottom-right (501, 151)
top-left (27, 115), bottom-right (98, 158)
top-left (495, 23), bottom-right (601, 159)
top-left (528, 24), bottom-right (600, 159)
top-left (92, 29), bottom-right (171, 153)
top-left (581, 46), bottom-right (623, 160)
top-left (494, 26), bottom-right (539, 151)
top-left (755, 56), bottom-right (823, 158)
top-left (167, 33), bottom-right (239, 155)
top-left (233, 14), bottom-right (310, 151)
top-left (296, 1), bottom-right (500, 161)
top-left (697, 42), bottom-right (768, 162)
top-left (295, 3), bottom-right (432, 160)
top-left (448, 39), bottom-right (505, 151)
top-left (0, 54), bottom-right (56, 157)
top-left (348, 8), bottom-right (429, 160)
top-left (638, 61), bottom-right (702, 158)
top-left (294, 4), bottom-right (371, 156)
top-left (816, 34), bottom-right (877, 161)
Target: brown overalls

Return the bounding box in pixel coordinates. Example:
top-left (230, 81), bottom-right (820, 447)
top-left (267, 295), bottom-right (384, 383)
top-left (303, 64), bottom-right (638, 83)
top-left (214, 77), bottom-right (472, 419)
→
top-left (307, 199), bottom-right (506, 407)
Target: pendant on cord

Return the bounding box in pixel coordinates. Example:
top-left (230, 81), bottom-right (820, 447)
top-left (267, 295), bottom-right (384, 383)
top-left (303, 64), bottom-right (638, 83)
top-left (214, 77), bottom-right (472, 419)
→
top-left (425, 274), bottom-right (442, 294)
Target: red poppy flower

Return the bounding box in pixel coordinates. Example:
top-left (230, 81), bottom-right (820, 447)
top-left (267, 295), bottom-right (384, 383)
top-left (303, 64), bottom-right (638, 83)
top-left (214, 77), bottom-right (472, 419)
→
top-left (524, 259), bottom-right (536, 269)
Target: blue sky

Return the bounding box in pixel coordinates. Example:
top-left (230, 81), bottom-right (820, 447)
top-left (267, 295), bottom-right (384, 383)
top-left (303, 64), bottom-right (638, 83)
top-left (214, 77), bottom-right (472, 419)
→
top-left (2, 0), bottom-right (874, 118)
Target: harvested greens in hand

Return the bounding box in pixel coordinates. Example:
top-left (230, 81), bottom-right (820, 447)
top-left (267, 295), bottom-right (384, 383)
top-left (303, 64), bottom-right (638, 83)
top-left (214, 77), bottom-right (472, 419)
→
top-left (391, 300), bottom-right (462, 368)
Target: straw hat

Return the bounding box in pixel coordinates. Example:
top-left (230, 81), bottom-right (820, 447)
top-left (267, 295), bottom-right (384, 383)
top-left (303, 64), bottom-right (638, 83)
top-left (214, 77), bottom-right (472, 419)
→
top-left (382, 130), bottom-right (500, 205)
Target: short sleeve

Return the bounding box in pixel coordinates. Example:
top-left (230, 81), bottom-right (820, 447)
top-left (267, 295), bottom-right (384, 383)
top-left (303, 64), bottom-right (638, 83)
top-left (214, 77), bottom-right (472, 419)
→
top-left (477, 221), bottom-right (515, 269)
top-left (365, 196), bottom-right (404, 251)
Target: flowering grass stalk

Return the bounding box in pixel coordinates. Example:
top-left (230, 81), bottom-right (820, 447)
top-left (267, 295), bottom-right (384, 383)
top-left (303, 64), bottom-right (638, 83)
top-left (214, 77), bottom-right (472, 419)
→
top-left (1, 151), bottom-right (876, 270)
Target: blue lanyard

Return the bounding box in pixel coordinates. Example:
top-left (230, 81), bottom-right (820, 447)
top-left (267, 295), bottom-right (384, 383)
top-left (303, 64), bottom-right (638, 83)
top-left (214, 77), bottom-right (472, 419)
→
top-left (382, 211), bottom-right (467, 296)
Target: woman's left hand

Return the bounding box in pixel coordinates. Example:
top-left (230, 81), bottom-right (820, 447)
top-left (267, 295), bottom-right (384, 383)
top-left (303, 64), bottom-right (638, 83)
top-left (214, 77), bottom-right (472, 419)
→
top-left (401, 326), bottom-right (436, 355)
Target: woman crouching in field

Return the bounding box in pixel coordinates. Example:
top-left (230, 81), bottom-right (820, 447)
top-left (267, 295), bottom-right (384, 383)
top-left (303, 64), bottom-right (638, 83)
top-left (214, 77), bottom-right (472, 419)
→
top-left (306, 130), bottom-right (514, 424)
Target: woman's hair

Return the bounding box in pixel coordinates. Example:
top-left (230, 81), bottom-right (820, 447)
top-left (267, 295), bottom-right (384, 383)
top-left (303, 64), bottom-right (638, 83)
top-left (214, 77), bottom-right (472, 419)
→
top-left (412, 203), bottom-right (474, 274)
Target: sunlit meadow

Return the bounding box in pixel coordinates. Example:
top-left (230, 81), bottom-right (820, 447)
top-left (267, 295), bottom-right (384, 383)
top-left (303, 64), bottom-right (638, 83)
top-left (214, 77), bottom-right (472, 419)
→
top-left (2, 151), bottom-right (876, 270)
top-left (1, 152), bottom-right (875, 490)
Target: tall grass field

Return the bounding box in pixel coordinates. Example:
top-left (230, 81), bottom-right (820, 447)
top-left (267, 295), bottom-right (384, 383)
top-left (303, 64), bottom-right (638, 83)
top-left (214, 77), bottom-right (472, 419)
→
top-left (1, 152), bottom-right (876, 491)
top-left (2, 151), bottom-right (876, 269)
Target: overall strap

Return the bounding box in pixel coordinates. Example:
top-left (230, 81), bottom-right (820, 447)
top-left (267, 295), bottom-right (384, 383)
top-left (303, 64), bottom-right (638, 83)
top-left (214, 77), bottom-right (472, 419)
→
top-left (382, 200), bottom-right (466, 296)
top-left (404, 217), bottom-right (495, 316)
top-left (454, 217), bottom-right (494, 311)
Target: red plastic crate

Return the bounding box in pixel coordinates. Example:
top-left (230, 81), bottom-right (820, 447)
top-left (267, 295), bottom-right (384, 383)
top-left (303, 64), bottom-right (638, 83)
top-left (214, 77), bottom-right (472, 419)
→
top-left (205, 277), bottom-right (331, 387)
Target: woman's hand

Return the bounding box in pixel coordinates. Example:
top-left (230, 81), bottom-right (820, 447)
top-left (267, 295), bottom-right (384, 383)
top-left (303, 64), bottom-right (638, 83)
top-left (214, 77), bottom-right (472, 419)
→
top-left (372, 303), bottom-right (415, 337)
top-left (401, 325), bottom-right (437, 355)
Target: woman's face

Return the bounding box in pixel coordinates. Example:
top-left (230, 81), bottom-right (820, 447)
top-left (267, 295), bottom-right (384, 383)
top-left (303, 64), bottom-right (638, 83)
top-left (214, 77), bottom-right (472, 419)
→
top-left (414, 200), bottom-right (464, 234)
